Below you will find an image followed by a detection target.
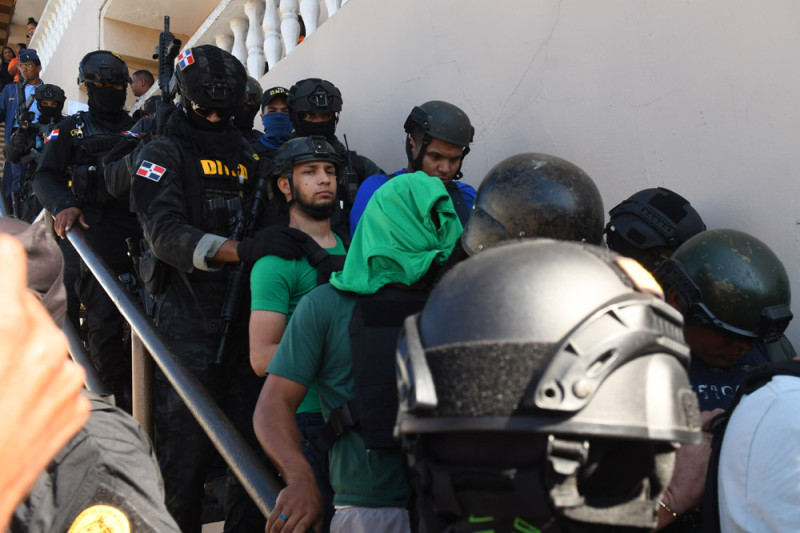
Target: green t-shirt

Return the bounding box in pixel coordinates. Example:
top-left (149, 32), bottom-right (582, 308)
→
top-left (267, 284), bottom-right (409, 507)
top-left (250, 233), bottom-right (346, 414)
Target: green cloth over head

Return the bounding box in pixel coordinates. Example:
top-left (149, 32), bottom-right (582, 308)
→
top-left (330, 171), bottom-right (463, 294)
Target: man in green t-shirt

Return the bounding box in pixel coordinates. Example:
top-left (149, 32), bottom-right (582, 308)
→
top-left (249, 136), bottom-right (346, 532)
top-left (254, 172), bottom-right (462, 533)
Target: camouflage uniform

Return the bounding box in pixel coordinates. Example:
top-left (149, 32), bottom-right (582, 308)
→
top-left (130, 108), bottom-right (268, 533)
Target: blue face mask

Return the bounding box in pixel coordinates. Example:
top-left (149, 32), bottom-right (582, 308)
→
top-left (259, 112), bottom-right (293, 149)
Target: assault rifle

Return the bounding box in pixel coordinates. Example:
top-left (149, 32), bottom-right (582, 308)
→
top-left (215, 159), bottom-right (273, 365)
top-left (153, 16), bottom-right (181, 135)
top-left (14, 77), bottom-right (33, 130)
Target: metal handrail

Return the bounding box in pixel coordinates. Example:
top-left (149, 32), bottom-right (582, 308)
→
top-left (65, 226), bottom-right (283, 519)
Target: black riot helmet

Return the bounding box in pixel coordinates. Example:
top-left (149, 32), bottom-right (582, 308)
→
top-left (396, 239), bottom-right (701, 532)
top-left (34, 83), bottom-right (66, 120)
top-left (461, 153), bottom-right (605, 255)
top-left (656, 229), bottom-right (792, 343)
top-left (173, 45), bottom-right (246, 118)
top-left (286, 78), bottom-right (342, 138)
top-left (270, 136), bottom-right (342, 200)
top-left (77, 50), bottom-right (131, 86)
top-left (605, 187), bottom-right (706, 272)
top-left (404, 100), bottom-right (474, 180)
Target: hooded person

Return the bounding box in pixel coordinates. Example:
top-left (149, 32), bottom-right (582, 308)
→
top-left (253, 171), bottom-right (462, 533)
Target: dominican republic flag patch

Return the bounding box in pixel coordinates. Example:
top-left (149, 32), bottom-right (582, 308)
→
top-left (122, 131), bottom-right (140, 138)
top-left (136, 161), bottom-right (167, 182)
top-left (45, 129), bottom-right (59, 143)
top-left (177, 49), bottom-right (195, 70)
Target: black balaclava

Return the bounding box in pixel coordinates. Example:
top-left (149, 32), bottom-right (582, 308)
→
top-left (87, 84), bottom-right (128, 120)
top-left (298, 119), bottom-right (336, 141)
top-left (232, 105), bottom-right (259, 131)
top-left (38, 104), bottom-right (63, 122)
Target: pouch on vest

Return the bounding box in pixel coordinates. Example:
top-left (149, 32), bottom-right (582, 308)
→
top-left (137, 240), bottom-right (168, 297)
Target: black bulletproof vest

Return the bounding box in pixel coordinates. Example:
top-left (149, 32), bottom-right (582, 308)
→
top-left (69, 112), bottom-right (130, 205)
top-left (309, 287), bottom-right (429, 455)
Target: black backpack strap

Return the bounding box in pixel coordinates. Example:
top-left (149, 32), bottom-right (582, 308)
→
top-left (703, 360), bottom-right (800, 532)
top-left (309, 288), bottom-right (429, 458)
top-left (308, 399), bottom-right (360, 459)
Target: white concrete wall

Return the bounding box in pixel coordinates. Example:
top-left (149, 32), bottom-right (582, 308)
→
top-left (262, 0), bottom-right (800, 346)
top-left (38, 0), bottom-right (105, 103)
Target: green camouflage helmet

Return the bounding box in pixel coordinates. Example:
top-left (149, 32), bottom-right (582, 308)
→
top-left (461, 153), bottom-right (605, 255)
top-left (244, 76), bottom-right (262, 108)
top-left (655, 229), bottom-right (793, 342)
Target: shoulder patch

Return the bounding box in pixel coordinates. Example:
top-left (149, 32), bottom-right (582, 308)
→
top-left (136, 160), bottom-right (167, 182)
top-left (67, 504), bottom-right (130, 533)
top-left (177, 49), bottom-right (195, 70)
top-left (121, 131), bottom-right (140, 138)
top-left (45, 129), bottom-right (59, 143)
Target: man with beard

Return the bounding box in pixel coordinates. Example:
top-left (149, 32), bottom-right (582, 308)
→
top-left (248, 136), bottom-right (347, 532)
top-left (33, 50), bottom-right (139, 413)
top-left (129, 44), bottom-right (272, 533)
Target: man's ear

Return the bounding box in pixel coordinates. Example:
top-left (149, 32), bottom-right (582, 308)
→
top-left (408, 134), bottom-right (417, 154)
top-left (277, 175), bottom-right (292, 201)
top-left (666, 287), bottom-right (682, 311)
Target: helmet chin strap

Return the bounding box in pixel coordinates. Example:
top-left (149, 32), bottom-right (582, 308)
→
top-left (405, 133), bottom-right (470, 181)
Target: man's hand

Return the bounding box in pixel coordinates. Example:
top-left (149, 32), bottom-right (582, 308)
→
top-left (0, 235), bottom-right (90, 529)
top-left (53, 206), bottom-right (89, 239)
top-left (655, 408), bottom-right (724, 530)
top-left (266, 475), bottom-right (323, 533)
top-left (254, 375), bottom-right (316, 533)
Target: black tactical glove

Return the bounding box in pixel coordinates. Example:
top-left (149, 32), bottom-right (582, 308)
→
top-left (236, 225), bottom-right (313, 263)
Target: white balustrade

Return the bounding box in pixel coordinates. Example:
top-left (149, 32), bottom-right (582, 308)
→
top-left (229, 18), bottom-right (249, 66)
top-left (32, 0), bottom-right (81, 74)
top-left (244, 1), bottom-right (266, 78)
top-left (263, 0), bottom-right (283, 71)
top-left (215, 34), bottom-right (234, 53)
top-left (300, 0), bottom-right (320, 35)
top-left (279, 0), bottom-right (301, 56)
top-left (326, 0), bottom-right (340, 17)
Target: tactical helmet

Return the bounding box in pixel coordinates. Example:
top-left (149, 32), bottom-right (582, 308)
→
top-left (271, 135), bottom-right (342, 199)
top-left (461, 153), bottom-right (605, 255)
top-left (286, 78), bottom-right (342, 132)
top-left (404, 100), bottom-right (474, 148)
top-left (173, 45), bottom-right (246, 113)
top-left (606, 187), bottom-right (706, 272)
top-left (34, 83), bottom-right (66, 105)
top-left (77, 50), bottom-right (131, 86)
top-left (243, 76), bottom-right (262, 108)
top-left (396, 239), bottom-right (701, 532)
top-left (404, 100), bottom-right (473, 180)
top-left (655, 229), bottom-right (792, 343)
